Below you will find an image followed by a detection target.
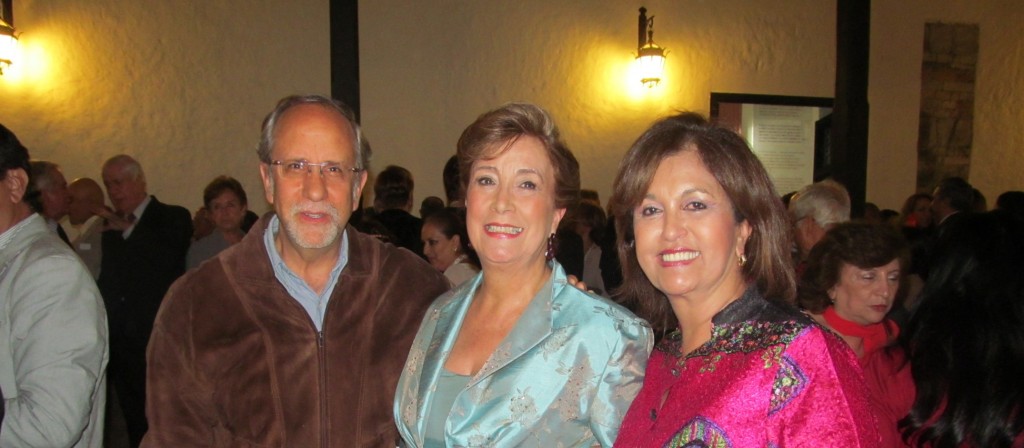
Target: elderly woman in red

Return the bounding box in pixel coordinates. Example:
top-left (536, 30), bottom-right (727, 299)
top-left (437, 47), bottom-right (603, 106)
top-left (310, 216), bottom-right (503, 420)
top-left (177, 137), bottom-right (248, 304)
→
top-left (611, 113), bottom-right (879, 447)
top-left (798, 222), bottom-right (907, 360)
top-left (798, 221), bottom-right (908, 444)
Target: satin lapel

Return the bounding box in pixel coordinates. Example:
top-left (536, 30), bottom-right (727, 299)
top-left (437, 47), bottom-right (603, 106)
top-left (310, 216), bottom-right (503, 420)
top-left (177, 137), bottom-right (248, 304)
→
top-left (469, 266), bottom-right (560, 386)
top-left (414, 275), bottom-right (480, 440)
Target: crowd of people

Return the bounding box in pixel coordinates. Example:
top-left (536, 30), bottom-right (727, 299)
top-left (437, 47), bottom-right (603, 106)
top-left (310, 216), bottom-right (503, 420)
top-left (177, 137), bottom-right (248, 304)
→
top-left (0, 94), bottom-right (1021, 447)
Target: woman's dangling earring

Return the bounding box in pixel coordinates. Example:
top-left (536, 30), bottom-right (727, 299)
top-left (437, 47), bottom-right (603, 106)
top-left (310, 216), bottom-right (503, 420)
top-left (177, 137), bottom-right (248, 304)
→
top-left (545, 233), bottom-right (557, 261)
top-left (738, 253), bottom-right (747, 267)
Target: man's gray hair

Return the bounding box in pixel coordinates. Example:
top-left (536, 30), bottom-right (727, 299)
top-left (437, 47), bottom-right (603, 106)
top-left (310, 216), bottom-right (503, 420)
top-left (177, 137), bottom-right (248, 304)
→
top-left (789, 179), bottom-right (851, 228)
top-left (103, 154), bottom-right (145, 182)
top-left (26, 161), bottom-right (59, 214)
top-left (256, 95), bottom-right (370, 171)
top-left (29, 160), bottom-right (60, 191)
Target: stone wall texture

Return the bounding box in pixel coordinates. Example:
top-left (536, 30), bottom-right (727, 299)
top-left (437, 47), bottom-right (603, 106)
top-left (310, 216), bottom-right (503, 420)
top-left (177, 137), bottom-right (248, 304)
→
top-left (871, 0), bottom-right (1023, 209)
top-left (916, 23), bottom-right (979, 192)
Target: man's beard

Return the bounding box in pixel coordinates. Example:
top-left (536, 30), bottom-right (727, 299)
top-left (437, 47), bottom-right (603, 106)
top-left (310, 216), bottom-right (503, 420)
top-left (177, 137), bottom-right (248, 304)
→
top-left (282, 203), bottom-right (343, 249)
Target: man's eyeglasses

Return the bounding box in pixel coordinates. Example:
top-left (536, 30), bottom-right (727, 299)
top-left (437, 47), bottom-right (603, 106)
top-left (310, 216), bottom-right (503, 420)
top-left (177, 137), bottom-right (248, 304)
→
top-left (269, 160), bottom-right (362, 181)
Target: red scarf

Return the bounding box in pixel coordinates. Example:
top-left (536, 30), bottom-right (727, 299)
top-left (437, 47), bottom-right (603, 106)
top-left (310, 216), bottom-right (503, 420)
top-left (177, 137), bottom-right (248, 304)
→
top-left (823, 306), bottom-right (898, 358)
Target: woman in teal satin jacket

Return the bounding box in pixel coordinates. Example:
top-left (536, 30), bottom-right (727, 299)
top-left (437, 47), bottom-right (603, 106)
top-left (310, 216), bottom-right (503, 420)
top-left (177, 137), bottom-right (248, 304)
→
top-left (394, 103), bottom-right (652, 447)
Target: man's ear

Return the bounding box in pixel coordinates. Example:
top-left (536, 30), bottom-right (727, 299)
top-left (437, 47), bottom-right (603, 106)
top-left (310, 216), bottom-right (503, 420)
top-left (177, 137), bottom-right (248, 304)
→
top-left (259, 163), bottom-right (274, 205)
top-left (4, 169), bottom-right (29, 204)
top-left (351, 170), bottom-right (368, 212)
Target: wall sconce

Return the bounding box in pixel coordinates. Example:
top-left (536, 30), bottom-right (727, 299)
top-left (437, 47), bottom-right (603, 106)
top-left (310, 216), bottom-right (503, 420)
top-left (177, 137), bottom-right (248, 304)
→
top-left (636, 7), bottom-right (666, 88)
top-left (0, 0), bottom-right (17, 76)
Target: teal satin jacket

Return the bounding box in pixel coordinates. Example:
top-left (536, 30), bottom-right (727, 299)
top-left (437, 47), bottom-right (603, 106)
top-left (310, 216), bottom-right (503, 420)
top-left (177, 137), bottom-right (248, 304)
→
top-left (394, 263), bottom-right (653, 447)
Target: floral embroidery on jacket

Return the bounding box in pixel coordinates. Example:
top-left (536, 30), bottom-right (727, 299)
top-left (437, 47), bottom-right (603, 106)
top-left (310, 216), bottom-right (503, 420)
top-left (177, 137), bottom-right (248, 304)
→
top-left (554, 357), bottom-right (595, 421)
top-left (769, 355), bottom-right (808, 415)
top-left (614, 287), bottom-right (879, 447)
top-left (658, 320), bottom-right (804, 374)
top-left (664, 415), bottom-right (733, 448)
top-left (508, 388), bottom-right (538, 425)
top-left (394, 264), bottom-right (653, 447)
top-left (540, 326), bottom-right (572, 359)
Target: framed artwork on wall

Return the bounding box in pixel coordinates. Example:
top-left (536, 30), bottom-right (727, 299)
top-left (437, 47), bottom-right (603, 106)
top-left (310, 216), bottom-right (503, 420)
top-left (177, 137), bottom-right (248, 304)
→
top-left (710, 92), bottom-right (834, 196)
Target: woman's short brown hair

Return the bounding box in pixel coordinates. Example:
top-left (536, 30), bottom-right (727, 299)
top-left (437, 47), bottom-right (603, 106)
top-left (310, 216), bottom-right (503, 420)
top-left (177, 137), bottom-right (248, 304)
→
top-left (203, 175), bottom-right (248, 209)
top-left (608, 112), bottom-right (795, 334)
top-left (456, 103), bottom-right (579, 210)
top-left (798, 222), bottom-right (909, 313)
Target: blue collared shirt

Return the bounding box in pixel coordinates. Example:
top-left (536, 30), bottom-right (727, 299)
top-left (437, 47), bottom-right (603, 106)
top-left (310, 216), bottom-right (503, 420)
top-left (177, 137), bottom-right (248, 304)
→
top-left (263, 215), bottom-right (348, 331)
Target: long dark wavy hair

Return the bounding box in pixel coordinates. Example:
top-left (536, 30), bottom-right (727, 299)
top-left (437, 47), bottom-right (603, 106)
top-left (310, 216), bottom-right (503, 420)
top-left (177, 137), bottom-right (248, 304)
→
top-left (898, 210), bottom-right (1024, 447)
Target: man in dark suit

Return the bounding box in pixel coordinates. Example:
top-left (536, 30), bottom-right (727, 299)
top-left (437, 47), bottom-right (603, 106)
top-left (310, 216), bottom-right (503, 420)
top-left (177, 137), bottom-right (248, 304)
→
top-left (373, 164), bottom-right (425, 256)
top-left (931, 176), bottom-right (974, 228)
top-left (915, 176), bottom-right (975, 281)
top-left (97, 154), bottom-right (192, 447)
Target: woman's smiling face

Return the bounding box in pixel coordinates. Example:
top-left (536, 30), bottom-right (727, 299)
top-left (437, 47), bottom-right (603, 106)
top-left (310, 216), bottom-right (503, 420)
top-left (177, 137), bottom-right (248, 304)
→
top-left (465, 136), bottom-right (564, 270)
top-left (633, 149), bottom-right (750, 302)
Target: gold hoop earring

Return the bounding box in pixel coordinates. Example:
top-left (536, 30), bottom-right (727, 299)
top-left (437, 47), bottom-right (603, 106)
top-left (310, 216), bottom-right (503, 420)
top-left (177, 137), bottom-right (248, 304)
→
top-left (738, 253), bottom-right (747, 267)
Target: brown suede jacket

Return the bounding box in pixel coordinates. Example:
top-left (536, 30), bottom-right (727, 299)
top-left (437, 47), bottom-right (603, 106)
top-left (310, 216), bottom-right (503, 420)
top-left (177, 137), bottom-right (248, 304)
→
top-left (142, 215), bottom-right (450, 447)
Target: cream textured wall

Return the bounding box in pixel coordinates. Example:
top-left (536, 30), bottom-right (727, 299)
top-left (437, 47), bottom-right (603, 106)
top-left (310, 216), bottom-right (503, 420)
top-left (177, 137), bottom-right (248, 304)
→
top-left (361, 1), bottom-right (1023, 212)
top-left (3, 1), bottom-right (1020, 214)
top-left (1, 0), bottom-right (331, 213)
top-left (359, 0), bottom-right (836, 209)
top-left (870, 0), bottom-right (1024, 210)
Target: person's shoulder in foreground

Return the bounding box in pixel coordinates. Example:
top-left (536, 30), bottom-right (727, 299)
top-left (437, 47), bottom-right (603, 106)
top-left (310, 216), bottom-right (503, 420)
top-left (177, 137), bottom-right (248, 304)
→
top-left (0, 123), bottom-right (108, 448)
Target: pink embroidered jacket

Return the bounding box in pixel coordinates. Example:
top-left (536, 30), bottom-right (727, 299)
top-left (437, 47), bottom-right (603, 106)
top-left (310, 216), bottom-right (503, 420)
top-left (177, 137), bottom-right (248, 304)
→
top-left (615, 288), bottom-right (881, 447)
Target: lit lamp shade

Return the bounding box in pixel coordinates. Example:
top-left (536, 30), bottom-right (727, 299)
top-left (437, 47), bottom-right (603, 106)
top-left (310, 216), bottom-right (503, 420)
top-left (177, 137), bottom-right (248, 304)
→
top-left (0, 20), bottom-right (16, 74)
top-left (636, 43), bottom-right (665, 88)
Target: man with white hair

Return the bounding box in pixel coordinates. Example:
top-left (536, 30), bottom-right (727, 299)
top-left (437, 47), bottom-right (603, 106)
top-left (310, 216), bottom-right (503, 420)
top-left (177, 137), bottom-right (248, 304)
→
top-left (97, 154), bottom-right (192, 447)
top-left (789, 179), bottom-right (851, 262)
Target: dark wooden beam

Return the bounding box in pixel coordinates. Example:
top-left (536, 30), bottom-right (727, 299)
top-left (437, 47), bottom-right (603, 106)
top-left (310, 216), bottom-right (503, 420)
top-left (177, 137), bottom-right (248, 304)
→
top-left (1, 0), bottom-right (14, 25)
top-left (832, 0), bottom-right (870, 217)
top-left (329, 0), bottom-right (360, 120)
